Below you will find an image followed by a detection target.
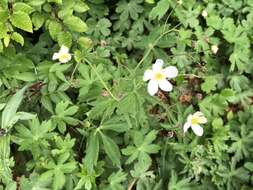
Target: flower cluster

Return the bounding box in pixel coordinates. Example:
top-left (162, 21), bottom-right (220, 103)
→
top-left (143, 59), bottom-right (207, 136)
top-left (52, 46), bottom-right (208, 137)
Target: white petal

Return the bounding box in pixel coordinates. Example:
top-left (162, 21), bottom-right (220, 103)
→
top-left (143, 69), bottom-right (153, 81)
top-left (163, 66), bottom-right (178, 79)
top-left (198, 116), bottom-right (207, 124)
top-left (186, 114), bottom-right (193, 123)
top-left (59, 45), bottom-right (69, 54)
top-left (158, 79), bottom-right (173, 92)
top-left (191, 124), bottom-right (204, 136)
top-left (192, 112), bottom-right (207, 123)
top-left (147, 80), bottom-right (158, 96)
top-left (193, 111), bottom-right (204, 117)
top-left (52, 53), bottom-right (59, 60)
top-left (152, 59), bottom-right (164, 72)
top-left (183, 122), bottom-right (191, 133)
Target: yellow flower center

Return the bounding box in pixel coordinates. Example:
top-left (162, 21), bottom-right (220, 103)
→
top-left (191, 117), bottom-right (199, 125)
top-left (154, 72), bottom-right (165, 80)
top-left (59, 53), bottom-right (70, 62)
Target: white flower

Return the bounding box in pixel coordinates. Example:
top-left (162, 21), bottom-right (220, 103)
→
top-left (211, 45), bottom-right (219, 54)
top-left (143, 59), bottom-right (178, 96)
top-left (177, 0), bottom-right (183, 5)
top-left (183, 111), bottom-right (207, 136)
top-left (52, 45), bottom-right (71, 63)
top-left (201, 10), bottom-right (208, 17)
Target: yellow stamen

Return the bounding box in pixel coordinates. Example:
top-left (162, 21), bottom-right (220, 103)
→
top-left (154, 72), bottom-right (165, 80)
top-left (59, 54), bottom-right (70, 60)
top-left (191, 117), bottom-right (199, 125)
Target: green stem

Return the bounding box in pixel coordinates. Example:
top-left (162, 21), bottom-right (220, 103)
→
top-left (84, 58), bottom-right (119, 102)
top-left (134, 23), bottom-right (181, 71)
top-left (70, 62), bottom-right (81, 83)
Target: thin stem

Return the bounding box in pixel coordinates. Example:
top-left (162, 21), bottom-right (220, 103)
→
top-left (162, 4), bottom-right (178, 33)
top-left (134, 23), bottom-right (181, 71)
top-left (128, 178), bottom-right (138, 190)
top-left (178, 73), bottom-right (203, 78)
top-left (70, 62), bottom-right (81, 82)
top-left (84, 58), bottom-right (119, 102)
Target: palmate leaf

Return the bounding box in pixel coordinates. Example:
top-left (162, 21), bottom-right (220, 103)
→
top-left (122, 130), bottom-right (160, 165)
top-left (199, 94), bottom-right (229, 117)
top-left (201, 76), bottom-right (218, 93)
top-left (116, 0), bottom-right (143, 21)
top-left (104, 170), bottom-right (127, 190)
top-left (52, 101), bottom-right (79, 133)
top-left (41, 158), bottom-right (76, 190)
top-left (228, 124), bottom-right (253, 164)
top-left (13, 118), bottom-right (53, 158)
top-left (167, 171), bottom-right (192, 190)
top-left (149, 0), bottom-right (171, 20)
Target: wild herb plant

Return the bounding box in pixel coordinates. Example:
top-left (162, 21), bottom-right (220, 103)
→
top-left (0, 0), bottom-right (253, 189)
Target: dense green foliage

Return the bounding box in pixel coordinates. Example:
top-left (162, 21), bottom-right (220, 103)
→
top-left (0, 0), bottom-right (253, 189)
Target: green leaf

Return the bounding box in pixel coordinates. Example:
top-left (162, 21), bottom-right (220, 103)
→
top-left (149, 0), bottom-right (171, 20)
top-left (41, 96), bottom-right (54, 114)
top-left (201, 76), bottom-right (218, 93)
top-left (167, 171), bottom-right (192, 190)
top-left (206, 15), bottom-right (222, 30)
top-left (116, 0), bottom-right (143, 21)
top-left (84, 132), bottom-right (99, 172)
top-left (0, 41), bottom-right (3, 53)
top-left (13, 2), bottom-right (34, 14)
top-left (221, 88), bottom-right (235, 97)
top-left (63, 16), bottom-right (88, 33)
top-left (49, 21), bottom-right (62, 41)
top-left (5, 181), bottom-right (16, 190)
top-left (32, 12), bottom-right (45, 30)
top-left (11, 32), bottom-right (24, 46)
top-left (57, 31), bottom-right (72, 48)
top-left (78, 37), bottom-right (92, 49)
top-left (73, 0), bottom-right (89, 13)
top-left (100, 132), bottom-right (121, 167)
top-left (1, 86), bottom-right (27, 129)
top-left (245, 162), bottom-right (253, 171)
top-left (48, 0), bottom-right (62, 4)
top-left (145, 0), bottom-right (155, 3)
top-left (100, 116), bottom-right (129, 132)
top-left (0, 10), bottom-right (8, 22)
top-left (14, 72), bottom-right (36, 82)
top-left (10, 11), bottom-right (33, 33)
top-left (53, 170), bottom-right (65, 190)
top-left (106, 171), bottom-right (127, 190)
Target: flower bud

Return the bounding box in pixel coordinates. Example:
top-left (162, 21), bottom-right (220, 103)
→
top-left (202, 10), bottom-right (208, 17)
top-left (211, 45), bottom-right (219, 54)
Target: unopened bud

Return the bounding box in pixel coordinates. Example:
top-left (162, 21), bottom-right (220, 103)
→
top-left (211, 45), bottom-right (219, 54)
top-left (177, 0), bottom-right (183, 5)
top-left (202, 10), bottom-right (208, 17)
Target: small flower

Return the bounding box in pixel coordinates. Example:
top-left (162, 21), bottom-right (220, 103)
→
top-left (177, 0), bottom-right (183, 5)
top-left (211, 45), bottom-right (219, 54)
top-left (143, 59), bottom-right (178, 96)
top-left (201, 10), bottom-right (208, 17)
top-left (183, 111), bottom-right (207, 136)
top-left (52, 45), bottom-right (71, 63)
